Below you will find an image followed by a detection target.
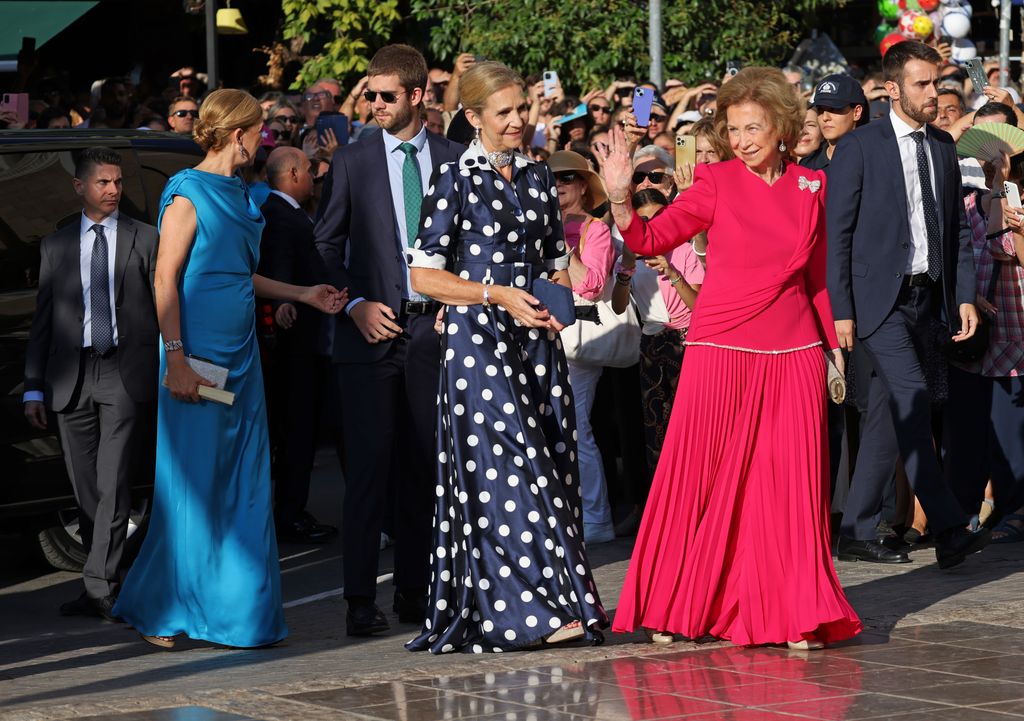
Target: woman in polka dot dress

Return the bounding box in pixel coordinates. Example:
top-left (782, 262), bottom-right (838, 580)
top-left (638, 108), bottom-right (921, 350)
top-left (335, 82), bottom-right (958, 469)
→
top-left (404, 61), bottom-right (609, 654)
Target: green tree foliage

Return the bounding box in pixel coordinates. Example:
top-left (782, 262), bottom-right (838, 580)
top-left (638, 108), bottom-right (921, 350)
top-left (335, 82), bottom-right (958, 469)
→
top-left (281, 0), bottom-right (402, 89)
top-left (410, 0), bottom-right (843, 90)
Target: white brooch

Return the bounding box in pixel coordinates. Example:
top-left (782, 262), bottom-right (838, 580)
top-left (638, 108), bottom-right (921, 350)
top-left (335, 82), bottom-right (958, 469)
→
top-left (798, 176), bottom-right (821, 193)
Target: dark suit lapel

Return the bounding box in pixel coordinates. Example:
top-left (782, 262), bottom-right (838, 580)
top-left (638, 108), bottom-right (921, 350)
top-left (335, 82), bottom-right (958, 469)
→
top-left (881, 118), bottom-right (910, 232)
top-left (368, 134), bottom-right (400, 241)
top-left (928, 127), bottom-right (947, 230)
top-left (114, 215), bottom-right (135, 302)
top-left (56, 222), bottom-right (84, 317)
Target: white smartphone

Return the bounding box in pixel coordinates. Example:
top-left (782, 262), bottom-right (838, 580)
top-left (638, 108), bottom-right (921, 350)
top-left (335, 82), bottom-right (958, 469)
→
top-left (542, 70), bottom-right (558, 98)
top-left (1005, 180), bottom-right (1022, 208)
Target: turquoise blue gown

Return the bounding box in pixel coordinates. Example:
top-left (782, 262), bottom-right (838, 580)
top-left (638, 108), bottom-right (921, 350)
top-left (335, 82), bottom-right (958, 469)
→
top-left (114, 168), bottom-right (288, 648)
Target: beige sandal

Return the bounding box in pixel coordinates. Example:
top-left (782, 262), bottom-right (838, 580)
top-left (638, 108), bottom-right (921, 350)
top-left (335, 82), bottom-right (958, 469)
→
top-left (545, 620), bottom-right (585, 645)
top-left (787, 638), bottom-right (825, 650)
top-left (644, 628), bottom-right (674, 645)
top-left (140, 633), bottom-right (176, 649)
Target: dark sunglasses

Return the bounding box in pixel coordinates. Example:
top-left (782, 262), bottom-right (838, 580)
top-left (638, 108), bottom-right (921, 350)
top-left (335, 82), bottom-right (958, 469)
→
top-left (632, 171), bottom-right (667, 184)
top-left (614, 86), bottom-right (634, 98)
top-left (363, 89), bottom-right (406, 104)
top-left (554, 171), bottom-right (579, 184)
top-left (274, 114), bottom-right (299, 125)
top-left (649, 113), bottom-right (668, 123)
top-left (269, 128), bottom-right (288, 141)
top-left (172, 109), bottom-right (199, 118)
top-left (588, 104), bottom-right (611, 113)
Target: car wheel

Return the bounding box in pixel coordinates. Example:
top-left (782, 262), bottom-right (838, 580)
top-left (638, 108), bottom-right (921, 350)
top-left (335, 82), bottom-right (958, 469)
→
top-left (36, 501), bottom-right (151, 573)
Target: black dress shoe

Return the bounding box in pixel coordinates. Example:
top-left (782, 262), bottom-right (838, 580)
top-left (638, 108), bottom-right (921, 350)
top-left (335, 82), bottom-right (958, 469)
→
top-left (94, 595), bottom-right (124, 623)
top-left (393, 590), bottom-right (427, 624)
top-left (935, 526), bottom-right (991, 570)
top-left (881, 533), bottom-right (913, 554)
top-left (276, 514), bottom-right (338, 544)
top-left (837, 537), bottom-right (911, 564)
top-left (346, 602), bottom-right (389, 636)
top-left (60, 592), bottom-right (98, 617)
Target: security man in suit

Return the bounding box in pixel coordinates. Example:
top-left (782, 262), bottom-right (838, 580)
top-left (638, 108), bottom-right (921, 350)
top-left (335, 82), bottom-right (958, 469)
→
top-left (315, 44), bottom-right (465, 636)
top-left (24, 147), bottom-right (159, 620)
top-left (257, 146), bottom-right (337, 545)
top-left (827, 41), bottom-right (988, 570)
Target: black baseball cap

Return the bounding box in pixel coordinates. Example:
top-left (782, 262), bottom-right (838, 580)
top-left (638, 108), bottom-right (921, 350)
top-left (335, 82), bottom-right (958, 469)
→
top-left (812, 74), bottom-right (868, 112)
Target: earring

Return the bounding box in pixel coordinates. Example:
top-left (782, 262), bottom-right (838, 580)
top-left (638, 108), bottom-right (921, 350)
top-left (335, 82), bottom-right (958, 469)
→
top-left (239, 143), bottom-right (250, 161)
top-left (778, 141), bottom-right (787, 152)
top-left (474, 127), bottom-right (481, 141)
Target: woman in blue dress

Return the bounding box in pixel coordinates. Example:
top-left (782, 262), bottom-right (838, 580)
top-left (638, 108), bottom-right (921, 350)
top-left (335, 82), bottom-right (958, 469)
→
top-left (405, 61), bottom-right (609, 654)
top-left (114, 89), bottom-right (346, 649)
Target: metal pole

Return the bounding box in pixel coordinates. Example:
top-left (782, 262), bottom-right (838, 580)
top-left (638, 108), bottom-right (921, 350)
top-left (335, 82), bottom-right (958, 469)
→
top-left (999, 0), bottom-right (1011, 88)
top-left (649, 0), bottom-right (663, 88)
top-left (206, 0), bottom-right (219, 90)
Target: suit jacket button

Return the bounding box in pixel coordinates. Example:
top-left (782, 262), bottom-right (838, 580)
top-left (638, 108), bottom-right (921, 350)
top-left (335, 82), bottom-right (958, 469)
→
top-left (902, 243), bottom-right (909, 249)
top-left (895, 272), bottom-right (902, 278)
top-left (395, 284), bottom-right (401, 290)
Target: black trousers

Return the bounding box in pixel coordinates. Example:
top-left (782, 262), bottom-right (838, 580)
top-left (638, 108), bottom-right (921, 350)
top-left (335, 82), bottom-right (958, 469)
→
top-left (840, 285), bottom-right (965, 539)
top-left (270, 349), bottom-right (339, 525)
top-left (56, 350), bottom-right (154, 599)
top-left (337, 312), bottom-right (440, 601)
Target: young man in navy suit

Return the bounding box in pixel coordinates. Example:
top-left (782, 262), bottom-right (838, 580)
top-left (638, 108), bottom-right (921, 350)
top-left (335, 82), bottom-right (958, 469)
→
top-left (314, 44), bottom-right (465, 635)
top-left (827, 41), bottom-right (987, 570)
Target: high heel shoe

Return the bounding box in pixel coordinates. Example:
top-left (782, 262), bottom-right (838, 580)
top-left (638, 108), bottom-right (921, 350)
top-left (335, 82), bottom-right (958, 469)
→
top-left (140, 633), bottom-right (176, 649)
top-left (644, 628), bottom-right (674, 645)
top-left (787, 638), bottom-right (825, 651)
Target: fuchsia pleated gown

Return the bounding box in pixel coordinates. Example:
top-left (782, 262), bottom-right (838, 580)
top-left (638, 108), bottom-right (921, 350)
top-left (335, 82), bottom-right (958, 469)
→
top-left (613, 159), bottom-right (862, 646)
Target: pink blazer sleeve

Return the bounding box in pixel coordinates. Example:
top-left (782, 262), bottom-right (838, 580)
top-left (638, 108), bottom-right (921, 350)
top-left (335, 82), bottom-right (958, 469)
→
top-left (805, 186), bottom-right (840, 350)
top-left (573, 220), bottom-right (615, 300)
top-left (618, 164), bottom-right (716, 257)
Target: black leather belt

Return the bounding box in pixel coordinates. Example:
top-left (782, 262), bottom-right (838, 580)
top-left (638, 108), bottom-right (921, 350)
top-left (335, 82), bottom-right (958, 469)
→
top-left (903, 272), bottom-right (933, 288)
top-left (82, 346), bottom-right (117, 358)
top-left (400, 299), bottom-right (440, 315)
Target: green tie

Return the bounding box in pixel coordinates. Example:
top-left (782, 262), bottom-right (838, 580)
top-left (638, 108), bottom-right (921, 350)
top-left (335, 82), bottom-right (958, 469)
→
top-left (398, 142), bottom-right (423, 247)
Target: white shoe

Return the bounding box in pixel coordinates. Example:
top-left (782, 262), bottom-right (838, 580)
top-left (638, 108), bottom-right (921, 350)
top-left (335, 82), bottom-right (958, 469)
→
top-left (787, 638), bottom-right (825, 650)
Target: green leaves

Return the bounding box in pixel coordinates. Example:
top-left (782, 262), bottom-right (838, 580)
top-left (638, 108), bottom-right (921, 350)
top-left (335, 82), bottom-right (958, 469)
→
top-left (281, 0), bottom-right (401, 88)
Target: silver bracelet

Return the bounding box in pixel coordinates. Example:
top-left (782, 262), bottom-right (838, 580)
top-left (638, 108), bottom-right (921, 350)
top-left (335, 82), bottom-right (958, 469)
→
top-left (163, 339), bottom-right (183, 352)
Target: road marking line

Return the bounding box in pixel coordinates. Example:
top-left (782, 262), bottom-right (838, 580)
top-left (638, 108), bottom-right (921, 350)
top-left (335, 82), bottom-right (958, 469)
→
top-left (279, 548), bottom-right (320, 563)
top-left (283, 573), bottom-right (393, 609)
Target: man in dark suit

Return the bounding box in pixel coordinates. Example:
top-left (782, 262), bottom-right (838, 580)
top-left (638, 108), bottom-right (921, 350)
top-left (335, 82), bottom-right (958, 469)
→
top-left (24, 147), bottom-right (159, 619)
top-left (314, 44), bottom-right (465, 635)
top-left (828, 41), bottom-right (988, 570)
top-left (257, 146), bottom-right (337, 544)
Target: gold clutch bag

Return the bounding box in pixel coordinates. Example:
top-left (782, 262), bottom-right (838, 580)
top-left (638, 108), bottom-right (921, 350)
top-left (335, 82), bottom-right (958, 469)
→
top-left (826, 351), bottom-right (846, 405)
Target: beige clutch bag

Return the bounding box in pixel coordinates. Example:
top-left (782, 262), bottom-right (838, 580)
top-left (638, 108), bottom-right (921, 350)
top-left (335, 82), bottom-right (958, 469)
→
top-left (826, 351), bottom-right (846, 405)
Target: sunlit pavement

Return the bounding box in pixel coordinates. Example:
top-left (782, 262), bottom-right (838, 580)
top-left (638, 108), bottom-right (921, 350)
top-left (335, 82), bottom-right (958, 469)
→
top-left (3, 450), bottom-right (1023, 721)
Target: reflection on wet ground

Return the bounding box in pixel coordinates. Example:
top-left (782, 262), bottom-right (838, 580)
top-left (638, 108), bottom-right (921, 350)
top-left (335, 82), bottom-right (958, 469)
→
top-left (74, 621), bottom-right (1024, 721)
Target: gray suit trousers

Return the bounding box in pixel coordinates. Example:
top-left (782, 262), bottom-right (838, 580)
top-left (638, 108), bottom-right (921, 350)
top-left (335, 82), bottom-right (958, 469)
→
top-left (56, 349), bottom-right (154, 599)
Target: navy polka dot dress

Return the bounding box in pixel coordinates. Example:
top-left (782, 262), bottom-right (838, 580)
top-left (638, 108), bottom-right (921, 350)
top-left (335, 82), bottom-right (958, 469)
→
top-left (405, 141), bottom-right (609, 653)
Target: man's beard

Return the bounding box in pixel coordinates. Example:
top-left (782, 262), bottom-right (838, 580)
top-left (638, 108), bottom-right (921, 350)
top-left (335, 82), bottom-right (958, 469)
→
top-left (899, 90), bottom-right (938, 124)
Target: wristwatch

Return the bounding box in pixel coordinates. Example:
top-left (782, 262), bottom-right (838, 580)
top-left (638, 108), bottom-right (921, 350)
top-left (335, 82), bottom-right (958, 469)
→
top-left (163, 339), bottom-right (183, 352)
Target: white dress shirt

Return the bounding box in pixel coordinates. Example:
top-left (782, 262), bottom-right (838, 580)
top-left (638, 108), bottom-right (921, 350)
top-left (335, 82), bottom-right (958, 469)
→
top-left (270, 188), bottom-right (301, 210)
top-left (24, 212), bottom-right (119, 404)
top-left (346, 125), bottom-right (433, 313)
top-left (890, 109), bottom-right (938, 275)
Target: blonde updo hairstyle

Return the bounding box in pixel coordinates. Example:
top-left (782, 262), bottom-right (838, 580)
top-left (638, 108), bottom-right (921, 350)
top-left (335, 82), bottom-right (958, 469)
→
top-left (459, 61), bottom-right (524, 117)
top-left (713, 67), bottom-right (804, 152)
top-left (193, 88), bottom-right (264, 152)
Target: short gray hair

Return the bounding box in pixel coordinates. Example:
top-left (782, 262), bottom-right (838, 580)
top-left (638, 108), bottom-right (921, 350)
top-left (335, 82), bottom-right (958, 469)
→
top-left (632, 144), bottom-right (674, 170)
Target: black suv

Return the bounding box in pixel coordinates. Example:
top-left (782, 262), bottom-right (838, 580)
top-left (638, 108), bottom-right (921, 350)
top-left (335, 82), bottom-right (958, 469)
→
top-left (0, 130), bottom-right (202, 570)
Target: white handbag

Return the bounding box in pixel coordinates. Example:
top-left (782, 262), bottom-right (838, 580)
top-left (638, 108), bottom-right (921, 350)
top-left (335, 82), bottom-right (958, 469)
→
top-left (560, 218), bottom-right (641, 368)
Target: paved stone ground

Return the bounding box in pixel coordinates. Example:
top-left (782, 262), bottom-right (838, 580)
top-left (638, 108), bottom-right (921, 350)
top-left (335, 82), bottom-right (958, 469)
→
top-left (2, 537), bottom-right (1022, 721)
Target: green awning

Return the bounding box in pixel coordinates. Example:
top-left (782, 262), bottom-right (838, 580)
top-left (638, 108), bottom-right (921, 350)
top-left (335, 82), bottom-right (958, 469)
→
top-left (0, 1), bottom-right (98, 58)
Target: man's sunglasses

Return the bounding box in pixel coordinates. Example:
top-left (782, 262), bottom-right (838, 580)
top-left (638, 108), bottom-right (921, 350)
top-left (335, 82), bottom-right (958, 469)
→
top-left (589, 104), bottom-right (611, 114)
top-left (649, 113), bottom-right (668, 123)
top-left (554, 171), bottom-right (579, 184)
top-left (633, 171), bottom-right (667, 184)
top-left (304, 90), bottom-right (331, 102)
top-left (363, 90), bottom-right (407, 104)
top-left (172, 109), bottom-right (199, 118)
top-left (275, 115), bottom-right (299, 125)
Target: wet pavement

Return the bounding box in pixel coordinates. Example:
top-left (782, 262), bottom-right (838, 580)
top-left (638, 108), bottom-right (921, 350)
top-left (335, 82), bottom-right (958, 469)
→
top-left (4, 450), bottom-right (1024, 721)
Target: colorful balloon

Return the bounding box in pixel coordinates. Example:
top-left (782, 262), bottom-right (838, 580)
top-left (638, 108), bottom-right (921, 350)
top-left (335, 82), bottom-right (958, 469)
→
top-left (898, 10), bottom-right (926, 39)
top-left (875, 22), bottom-right (896, 45)
top-left (950, 37), bottom-right (977, 63)
top-left (881, 31), bottom-right (908, 56)
top-left (941, 8), bottom-right (971, 39)
top-left (878, 0), bottom-right (901, 21)
top-left (913, 14), bottom-right (934, 39)
top-left (918, 0), bottom-right (939, 10)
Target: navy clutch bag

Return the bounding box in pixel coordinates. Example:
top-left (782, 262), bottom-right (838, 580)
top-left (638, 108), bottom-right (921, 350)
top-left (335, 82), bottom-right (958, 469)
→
top-left (532, 278), bottom-right (577, 326)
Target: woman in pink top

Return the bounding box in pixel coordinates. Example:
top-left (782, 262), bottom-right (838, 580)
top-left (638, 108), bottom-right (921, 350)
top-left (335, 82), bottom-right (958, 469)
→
top-left (598, 68), bottom-right (861, 650)
top-left (550, 151), bottom-right (617, 544)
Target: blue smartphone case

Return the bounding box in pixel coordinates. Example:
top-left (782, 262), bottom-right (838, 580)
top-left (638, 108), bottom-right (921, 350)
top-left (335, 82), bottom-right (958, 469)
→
top-left (315, 113), bottom-right (350, 146)
top-left (632, 87), bottom-right (654, 127)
